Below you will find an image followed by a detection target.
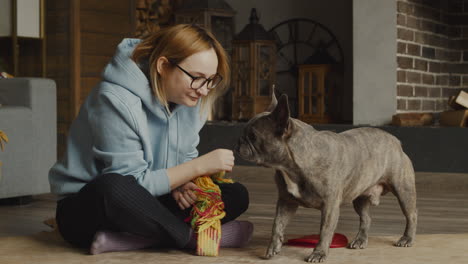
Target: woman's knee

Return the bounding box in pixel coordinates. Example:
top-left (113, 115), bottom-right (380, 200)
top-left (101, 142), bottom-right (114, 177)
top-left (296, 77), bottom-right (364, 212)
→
top-left (221, 182), bottom-right (250, 221)
top-left (233, 182), bottom-right (250, 213)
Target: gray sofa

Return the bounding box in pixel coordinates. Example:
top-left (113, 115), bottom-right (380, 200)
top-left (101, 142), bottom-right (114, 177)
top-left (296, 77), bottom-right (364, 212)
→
top-left (0, 78), bottom-right (56, 199)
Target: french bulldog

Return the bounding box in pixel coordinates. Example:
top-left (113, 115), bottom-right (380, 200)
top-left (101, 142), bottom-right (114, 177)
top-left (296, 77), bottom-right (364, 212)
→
top-left (235, 93), bottom-right (417, 262)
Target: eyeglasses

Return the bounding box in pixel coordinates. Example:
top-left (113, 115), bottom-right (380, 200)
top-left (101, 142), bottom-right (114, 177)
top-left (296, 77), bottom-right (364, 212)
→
top-left (171, 62), bottom-right (223, 90)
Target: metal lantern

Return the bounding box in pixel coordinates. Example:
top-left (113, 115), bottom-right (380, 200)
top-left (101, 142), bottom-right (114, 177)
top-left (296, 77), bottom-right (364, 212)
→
top-left (231, 8), bottom-right (276, 121)
top-left (298, 42), bottom-right (340, 124)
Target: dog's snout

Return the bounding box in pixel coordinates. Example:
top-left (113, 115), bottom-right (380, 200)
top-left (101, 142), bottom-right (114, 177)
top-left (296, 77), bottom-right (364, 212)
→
top-left (233, 137), bottom-right (244, 155)
top-left (233, 142), bottom-right (239, 154)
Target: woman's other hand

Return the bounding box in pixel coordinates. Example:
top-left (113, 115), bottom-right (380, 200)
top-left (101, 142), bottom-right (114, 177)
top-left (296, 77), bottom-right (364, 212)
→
top-left (171, 181), bottom-right (199, 210)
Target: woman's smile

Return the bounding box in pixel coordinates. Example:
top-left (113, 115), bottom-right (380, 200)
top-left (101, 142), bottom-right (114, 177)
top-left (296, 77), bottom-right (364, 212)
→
top-left (189, 95), bottom-right (199, 101)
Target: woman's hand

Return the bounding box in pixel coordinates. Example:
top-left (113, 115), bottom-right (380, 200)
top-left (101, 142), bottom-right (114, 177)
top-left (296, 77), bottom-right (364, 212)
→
top-left (196, 149), bottom-right (235, 175)
top-left (167, 149), bottom-right (234, 189)
top-left (172, 181), bottom-right (199, 210)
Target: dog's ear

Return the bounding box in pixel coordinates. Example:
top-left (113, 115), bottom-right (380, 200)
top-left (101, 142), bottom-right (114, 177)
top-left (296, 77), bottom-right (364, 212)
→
top-left (266, 84), bottom-right (277, 112)
top-left (270, 94), bottom-right (290, 136)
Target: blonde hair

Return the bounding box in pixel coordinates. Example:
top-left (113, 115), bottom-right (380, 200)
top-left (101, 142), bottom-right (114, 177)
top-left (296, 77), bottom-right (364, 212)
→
top-left (132, 24), bottom-right (230, 116)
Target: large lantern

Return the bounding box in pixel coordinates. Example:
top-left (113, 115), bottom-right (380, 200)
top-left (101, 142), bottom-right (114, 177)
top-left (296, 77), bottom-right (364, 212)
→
top-left (174, 0), bottom-right (235, 54)
top-left (231, 8), bottom-right (276, 121)
top-left (297, 42), bottom-right (341, 124)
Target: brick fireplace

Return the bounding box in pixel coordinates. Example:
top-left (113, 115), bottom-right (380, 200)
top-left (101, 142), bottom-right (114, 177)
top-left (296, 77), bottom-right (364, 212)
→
top-left (397, 0), bottom-right (468, 113)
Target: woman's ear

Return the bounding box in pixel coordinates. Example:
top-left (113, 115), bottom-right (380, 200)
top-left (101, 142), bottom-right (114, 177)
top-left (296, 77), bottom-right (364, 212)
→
top-left (156, 56), bottom-right (170, 75)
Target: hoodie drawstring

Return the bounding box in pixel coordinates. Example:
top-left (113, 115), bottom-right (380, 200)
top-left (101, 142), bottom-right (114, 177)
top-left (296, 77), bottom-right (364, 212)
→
top-left (176, 113), bottom-right (179, 163)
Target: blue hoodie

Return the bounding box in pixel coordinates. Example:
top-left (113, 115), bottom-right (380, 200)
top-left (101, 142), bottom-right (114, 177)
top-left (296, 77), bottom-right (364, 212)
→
top-left (49, 39), bottom-right (207, 197)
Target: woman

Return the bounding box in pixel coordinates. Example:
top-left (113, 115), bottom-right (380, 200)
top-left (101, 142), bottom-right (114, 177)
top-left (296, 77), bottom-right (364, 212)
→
top-left (49, 24), bottom-right (252, 254)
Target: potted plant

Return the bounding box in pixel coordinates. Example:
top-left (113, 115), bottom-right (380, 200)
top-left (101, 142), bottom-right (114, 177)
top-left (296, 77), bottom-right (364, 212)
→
top-left (0, 130), bottom-right (8, 183)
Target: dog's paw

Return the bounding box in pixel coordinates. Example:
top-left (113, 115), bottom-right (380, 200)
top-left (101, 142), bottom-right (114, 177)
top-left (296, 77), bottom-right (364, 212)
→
top-left (305, 250), bottom-right (327, 263)
top-left (395, 236), bottom-right (414, 247)
top-left (348, 237), bottom-right (368, 249)
top-left (264, 242), bottom-right (282, 259)
top-left (264, 246), bottom-right (280, 259)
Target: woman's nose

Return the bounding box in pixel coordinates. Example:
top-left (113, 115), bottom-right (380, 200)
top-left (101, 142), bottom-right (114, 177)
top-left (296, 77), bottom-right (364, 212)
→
top-left (196, 85), bottom-right (209, 96)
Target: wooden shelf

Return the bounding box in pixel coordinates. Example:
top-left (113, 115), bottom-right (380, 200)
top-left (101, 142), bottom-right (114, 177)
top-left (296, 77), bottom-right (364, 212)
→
top-left (0, 0), bottom-right (46, 77)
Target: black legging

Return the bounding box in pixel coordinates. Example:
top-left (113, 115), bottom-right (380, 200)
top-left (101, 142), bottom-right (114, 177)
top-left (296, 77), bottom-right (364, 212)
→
top-left (55, 173), bottom-right (249, 249)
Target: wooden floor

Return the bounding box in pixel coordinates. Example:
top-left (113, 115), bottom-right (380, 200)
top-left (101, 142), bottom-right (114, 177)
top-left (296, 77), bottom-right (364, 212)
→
top-left (1, 166), bottom-right (468, 241)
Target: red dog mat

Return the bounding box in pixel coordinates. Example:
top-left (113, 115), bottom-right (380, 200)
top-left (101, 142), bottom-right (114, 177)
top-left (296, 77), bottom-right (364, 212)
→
top-left (286, 233), bottom-right (348, 248)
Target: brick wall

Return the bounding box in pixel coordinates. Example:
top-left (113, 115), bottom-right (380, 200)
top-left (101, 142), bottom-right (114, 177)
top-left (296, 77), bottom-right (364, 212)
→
top-left (397, 0), bottom-right (468, 113)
